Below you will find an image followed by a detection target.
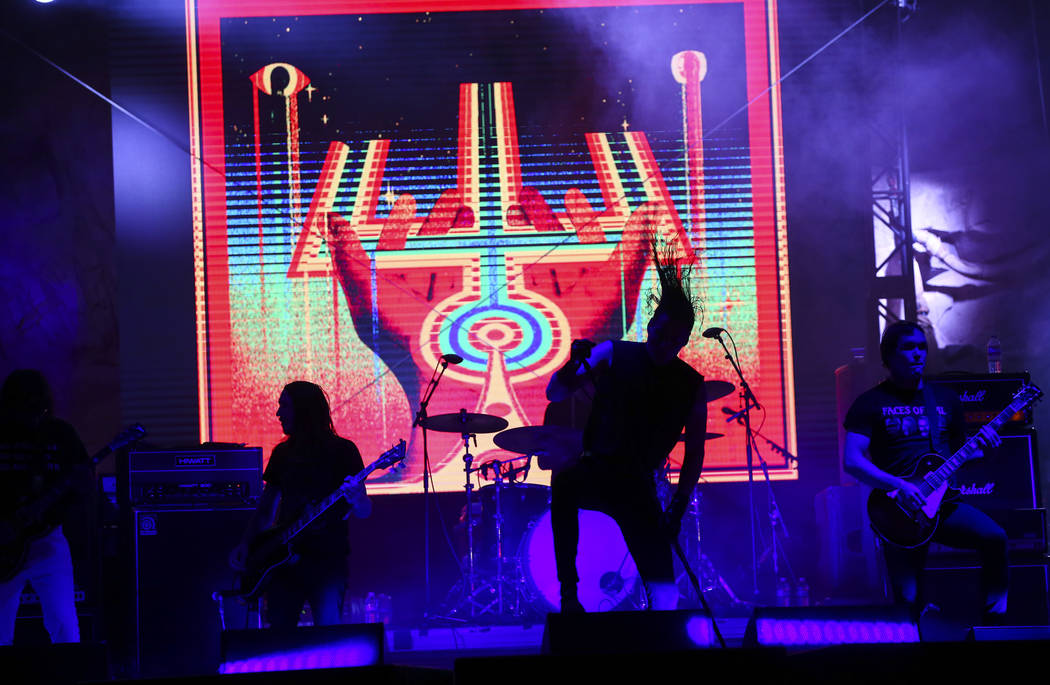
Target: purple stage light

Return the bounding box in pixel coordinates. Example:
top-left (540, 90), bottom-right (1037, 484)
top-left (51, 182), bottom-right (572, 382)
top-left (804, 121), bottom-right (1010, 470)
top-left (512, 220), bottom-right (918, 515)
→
top-left (220, 624), bottom-right (384, 674)
top-left (755, 617), bottom-right (918, 646)
top-left (220, 637), bottom-right (380, 673)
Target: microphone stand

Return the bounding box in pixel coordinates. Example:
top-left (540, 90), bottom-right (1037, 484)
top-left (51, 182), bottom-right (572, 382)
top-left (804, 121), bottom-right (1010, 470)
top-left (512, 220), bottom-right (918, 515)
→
top-left (413, 357), bottom-right (452, 621)
top-left (723, 410), bottom-right (800, 600)
top-left (711, 329), bottom-right (761, 597)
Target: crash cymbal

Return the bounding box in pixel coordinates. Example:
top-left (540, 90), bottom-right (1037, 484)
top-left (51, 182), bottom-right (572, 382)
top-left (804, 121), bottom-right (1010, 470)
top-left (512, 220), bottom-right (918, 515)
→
top-left (705, 380), bottom-right (735, 403)
top-left (493, 425), bottom-right (583, 457)
top-left (422, 412), bottom-right (509, 434)
top-left (678, 432), bottom-right (724, 442)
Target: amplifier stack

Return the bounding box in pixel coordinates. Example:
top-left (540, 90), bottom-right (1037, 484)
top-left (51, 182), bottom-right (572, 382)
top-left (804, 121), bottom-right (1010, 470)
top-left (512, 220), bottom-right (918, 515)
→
top-left (928, 373), bottom-right (1044, 557)
top-left (117, 446), bottom-right (263, 677)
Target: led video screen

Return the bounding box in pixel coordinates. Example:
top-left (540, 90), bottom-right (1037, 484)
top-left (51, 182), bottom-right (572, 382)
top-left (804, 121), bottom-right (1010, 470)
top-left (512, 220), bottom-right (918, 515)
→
top-left (188, 0), bottom-right (794, 493)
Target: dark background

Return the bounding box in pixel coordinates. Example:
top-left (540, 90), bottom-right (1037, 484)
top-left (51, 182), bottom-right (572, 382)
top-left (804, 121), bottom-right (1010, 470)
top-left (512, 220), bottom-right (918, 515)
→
top-left (2, 0), bottom-right (1049, 631)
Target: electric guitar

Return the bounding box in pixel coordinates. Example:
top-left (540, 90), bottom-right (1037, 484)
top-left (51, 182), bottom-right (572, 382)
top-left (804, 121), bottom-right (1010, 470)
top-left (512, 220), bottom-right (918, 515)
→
top-left (0, 423), bottom-right (147, 581)
top-left (867, 383), bottom-right (1042, 548)
top-left (234, 440), bottom-right (406, 601)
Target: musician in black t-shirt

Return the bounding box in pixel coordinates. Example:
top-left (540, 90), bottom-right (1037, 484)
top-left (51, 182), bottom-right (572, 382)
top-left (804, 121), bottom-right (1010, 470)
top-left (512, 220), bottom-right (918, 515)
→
top-left (0, 369), bottom-right (91, 644)
top-left (231, 381), bottom-right (370, 628)
top-left (547, 249), bottom-right (707, 613)
top-left (843, 321), bottom-right (1007, 624)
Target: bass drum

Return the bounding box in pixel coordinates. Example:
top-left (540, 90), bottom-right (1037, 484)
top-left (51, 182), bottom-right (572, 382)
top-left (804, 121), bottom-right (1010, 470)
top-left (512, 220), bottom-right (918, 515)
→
top-left (520, 508), bottom-right (641, 613)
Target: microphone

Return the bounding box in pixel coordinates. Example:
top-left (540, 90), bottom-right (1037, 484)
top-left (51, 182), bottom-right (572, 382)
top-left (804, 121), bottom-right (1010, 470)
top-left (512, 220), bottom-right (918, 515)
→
top-left (702, 327), bottom-right (726, 339)
top-left (441, 353), bottom-right (464, 365)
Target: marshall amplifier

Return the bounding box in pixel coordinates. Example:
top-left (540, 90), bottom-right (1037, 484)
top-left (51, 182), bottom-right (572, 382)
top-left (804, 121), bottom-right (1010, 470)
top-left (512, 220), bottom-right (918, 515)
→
top-left (928, 372), bottom-right (1033, 429)
top-left (931, 429), bottom-right (1045, 556)
top-left (126, 446), bottom-right (262, 506)
top-left (954, 430), bottom-right (1040, 511)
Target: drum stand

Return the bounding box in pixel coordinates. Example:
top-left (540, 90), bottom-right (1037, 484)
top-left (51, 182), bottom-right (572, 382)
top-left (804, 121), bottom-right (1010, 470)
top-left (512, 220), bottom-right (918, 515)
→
top-left (444, 455), bottom-right (537, 621)
top-left (675, 489), bottom-right (746, 607)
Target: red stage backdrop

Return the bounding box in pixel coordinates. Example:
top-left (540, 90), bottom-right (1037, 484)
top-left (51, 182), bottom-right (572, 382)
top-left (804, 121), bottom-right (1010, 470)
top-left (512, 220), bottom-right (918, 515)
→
top-left (186, 0), bottom-right (795, 492)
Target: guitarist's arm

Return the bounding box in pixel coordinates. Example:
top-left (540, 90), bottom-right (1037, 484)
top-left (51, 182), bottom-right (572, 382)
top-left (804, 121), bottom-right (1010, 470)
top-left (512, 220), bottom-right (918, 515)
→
top-left (843, 431), bottom-right (925, 513)
top-left (229, 483), bottom-right (280, 571)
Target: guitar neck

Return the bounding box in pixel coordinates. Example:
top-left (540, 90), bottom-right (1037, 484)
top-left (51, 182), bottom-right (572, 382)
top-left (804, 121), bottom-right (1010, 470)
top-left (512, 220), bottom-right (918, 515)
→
top-left (922, 397), bottom-right (1025, 495)
top-left (280, 462), bottom-right (378, 543)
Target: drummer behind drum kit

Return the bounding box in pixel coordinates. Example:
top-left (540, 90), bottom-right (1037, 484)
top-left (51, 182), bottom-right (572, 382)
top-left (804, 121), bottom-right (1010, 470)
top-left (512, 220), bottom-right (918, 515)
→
top-left (420, 380), bottom-right (743, 620)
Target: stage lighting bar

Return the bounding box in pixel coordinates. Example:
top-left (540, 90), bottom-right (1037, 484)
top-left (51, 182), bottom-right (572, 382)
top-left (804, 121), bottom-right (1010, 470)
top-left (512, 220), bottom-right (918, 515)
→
top-left (745, 606), bottom-right (919, 647)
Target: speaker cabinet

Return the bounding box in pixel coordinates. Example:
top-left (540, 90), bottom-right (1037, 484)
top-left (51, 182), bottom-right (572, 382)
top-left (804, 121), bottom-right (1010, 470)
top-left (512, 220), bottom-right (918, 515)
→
top-left (132, 507), bottom-right (255, 678)
top-left (923, 562), bottom-right (1050, 628)
top-left (815, 485), bottom-right (882, 598)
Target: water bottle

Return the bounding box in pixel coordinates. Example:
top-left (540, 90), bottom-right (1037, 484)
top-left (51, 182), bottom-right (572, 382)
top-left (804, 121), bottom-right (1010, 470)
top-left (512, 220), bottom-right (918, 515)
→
top-left (987, 335), bottom-right (1002, 374)
top-left (776, 577), bottom-right (791, 607)
top-left (364, 592), bottom-right (378, 623)
top-left (794, 577), bottom-right (810, 607)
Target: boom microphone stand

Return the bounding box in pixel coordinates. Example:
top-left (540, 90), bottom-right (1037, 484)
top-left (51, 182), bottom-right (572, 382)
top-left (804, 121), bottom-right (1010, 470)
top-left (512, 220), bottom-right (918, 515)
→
top-left (702, 326), bottom-right (761, 597)
top-left (413, 353), bottom-right (459, 620)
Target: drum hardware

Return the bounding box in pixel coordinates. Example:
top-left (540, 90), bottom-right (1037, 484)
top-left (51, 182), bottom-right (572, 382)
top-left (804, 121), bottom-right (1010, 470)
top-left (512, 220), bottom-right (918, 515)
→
top-left (493, 425), bottom-right (583, 471)
top-left (704, 380), bottom-right (736, 403)
top-left (675, 488), bottom-right (747, 609)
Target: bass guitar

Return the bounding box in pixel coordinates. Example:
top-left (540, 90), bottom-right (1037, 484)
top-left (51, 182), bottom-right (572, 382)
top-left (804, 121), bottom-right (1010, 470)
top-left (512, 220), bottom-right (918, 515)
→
top-left (868, 383), bottom-right (1042, 548)
top-left (235, 439), bottom-right (406, 601)
top-left (0, 423), bottom-right (147, 581)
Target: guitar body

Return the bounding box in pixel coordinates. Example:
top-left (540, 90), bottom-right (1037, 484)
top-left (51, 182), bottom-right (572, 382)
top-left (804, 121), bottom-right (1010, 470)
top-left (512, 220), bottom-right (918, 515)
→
top-left (867, 453), bottom-right (956, 548)
top-left (236, 526), bottom-right (299, 602)
top-left (0, 523), bottom-right (52, 582)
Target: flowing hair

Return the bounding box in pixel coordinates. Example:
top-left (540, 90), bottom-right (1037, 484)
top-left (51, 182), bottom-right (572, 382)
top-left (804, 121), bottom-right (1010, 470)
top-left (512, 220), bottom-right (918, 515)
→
top-left (280, 380), bottom-right (337, 444)
top-left (645, 235), bottom-right (702, 331)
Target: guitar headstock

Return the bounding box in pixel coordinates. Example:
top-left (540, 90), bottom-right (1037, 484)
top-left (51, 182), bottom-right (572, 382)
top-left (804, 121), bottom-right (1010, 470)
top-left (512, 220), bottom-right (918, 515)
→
top-left (109, 423), bottom-right (147, 452)
top-left (1012, 383), bottom-right (1044, 413)
top-left (376, 439), bottom-right (407, 473)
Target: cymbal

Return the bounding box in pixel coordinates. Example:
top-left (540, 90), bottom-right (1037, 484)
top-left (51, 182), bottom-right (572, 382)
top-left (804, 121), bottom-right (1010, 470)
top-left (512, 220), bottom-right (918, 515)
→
top-left (422, 412), bottom-right (509, 434)
top-left (705, 380), bottom-right (735, 403)
top-left (679, 432), bottom-right (724, 442)
top-left (493, 425), bottom-right (583, 457)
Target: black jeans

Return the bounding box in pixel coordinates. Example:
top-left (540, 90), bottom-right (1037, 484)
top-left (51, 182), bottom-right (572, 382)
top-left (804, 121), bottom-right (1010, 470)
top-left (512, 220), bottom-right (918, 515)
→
top-left (551, 457), bottom-right (673, 593)
top-left (265, 552), bottom-right (347, 629)
top-left (882, 501), bottom-right (1008, 620)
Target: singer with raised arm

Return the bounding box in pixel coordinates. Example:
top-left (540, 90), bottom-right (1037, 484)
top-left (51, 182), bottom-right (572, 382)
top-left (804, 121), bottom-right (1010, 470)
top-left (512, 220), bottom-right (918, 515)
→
top-left (546, 246), bottom-right (708, 613)
top-left (843, 321), bottom-right (1008, 625)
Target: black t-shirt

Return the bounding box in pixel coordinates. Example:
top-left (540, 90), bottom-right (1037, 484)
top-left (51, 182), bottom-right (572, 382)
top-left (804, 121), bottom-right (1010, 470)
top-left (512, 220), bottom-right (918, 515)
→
top-left (843, 380), bottom-right (965, 477)
top-left (584, 340), bottom-right (703, 472)
top-left (263, 434), bottom-right (364, 557)
top-left (0, 417), bottom-right (91, 528)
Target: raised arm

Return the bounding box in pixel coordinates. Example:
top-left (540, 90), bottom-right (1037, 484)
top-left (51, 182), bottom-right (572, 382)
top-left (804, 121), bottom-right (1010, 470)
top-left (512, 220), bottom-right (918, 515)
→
top-left (546, 339), bottom-right (612, 402)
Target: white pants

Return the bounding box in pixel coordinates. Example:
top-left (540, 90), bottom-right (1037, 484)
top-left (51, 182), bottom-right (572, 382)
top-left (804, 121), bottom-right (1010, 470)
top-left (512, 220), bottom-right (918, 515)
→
top-left (0, 526), bottom-right (80, 645)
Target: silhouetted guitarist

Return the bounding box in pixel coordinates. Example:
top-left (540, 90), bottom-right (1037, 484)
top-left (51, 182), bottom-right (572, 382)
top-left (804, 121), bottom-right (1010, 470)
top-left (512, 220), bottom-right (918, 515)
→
top-left (230, 381), bottom-right (371, 628)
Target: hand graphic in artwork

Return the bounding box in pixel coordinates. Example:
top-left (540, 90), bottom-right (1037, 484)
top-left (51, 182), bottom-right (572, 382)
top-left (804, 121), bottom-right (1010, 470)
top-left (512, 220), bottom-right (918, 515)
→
top-left (326, 184), bottom-right (688, 475)
top-left (510, 186), bottom-right (680, 342)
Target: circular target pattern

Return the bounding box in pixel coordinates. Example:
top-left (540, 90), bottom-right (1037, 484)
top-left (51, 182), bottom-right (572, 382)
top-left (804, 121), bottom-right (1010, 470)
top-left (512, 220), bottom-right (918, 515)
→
top-left (420, 290), bottom-right (570, 383)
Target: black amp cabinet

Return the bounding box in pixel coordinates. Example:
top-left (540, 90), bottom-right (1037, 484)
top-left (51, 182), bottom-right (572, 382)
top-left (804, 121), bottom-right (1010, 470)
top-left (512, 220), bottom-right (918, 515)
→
top-left (926, 373), bottom-right (1044, 557)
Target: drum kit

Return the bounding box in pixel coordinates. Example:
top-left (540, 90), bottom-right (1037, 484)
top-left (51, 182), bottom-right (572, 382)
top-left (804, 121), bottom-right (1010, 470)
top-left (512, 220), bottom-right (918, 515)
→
top-left (418, 379), bottom-right (743, 620)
